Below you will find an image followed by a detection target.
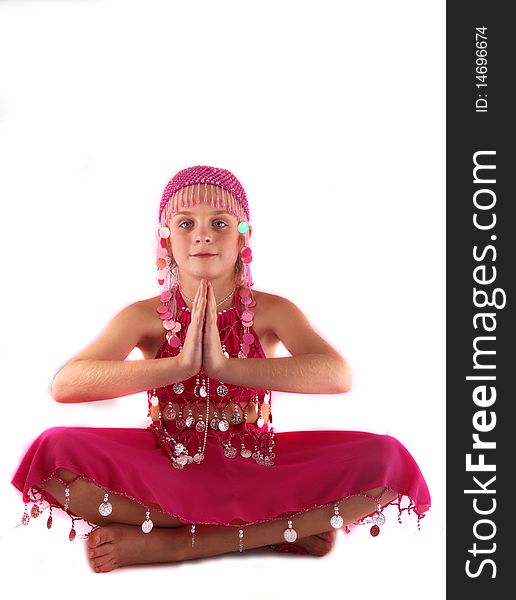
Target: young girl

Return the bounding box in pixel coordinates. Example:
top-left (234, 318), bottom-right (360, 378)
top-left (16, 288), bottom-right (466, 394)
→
top-left (11, 165), bottom-right (431, 573)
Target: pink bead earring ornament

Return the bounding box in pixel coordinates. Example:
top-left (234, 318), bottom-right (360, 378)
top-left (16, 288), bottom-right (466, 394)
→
top-left (156, 226), bottom-right (171, 286)
top-left (155, 225), bottom-right (182, 348)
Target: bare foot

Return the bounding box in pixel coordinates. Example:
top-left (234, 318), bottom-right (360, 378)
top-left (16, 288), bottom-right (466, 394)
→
top-left (87, 524), bottom-right (183, 573)
top-left (272, 529), bottom-right (337, 557)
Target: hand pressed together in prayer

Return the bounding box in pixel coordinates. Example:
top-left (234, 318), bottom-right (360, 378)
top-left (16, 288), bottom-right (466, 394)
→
top-left (178, 279), bottom-right (228, 380)
top-left (202, 280), bottom-right (228, 379)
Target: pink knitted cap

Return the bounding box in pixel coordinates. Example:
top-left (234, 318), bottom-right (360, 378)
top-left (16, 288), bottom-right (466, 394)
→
top-left (159, 165), bottom-right (250, 224)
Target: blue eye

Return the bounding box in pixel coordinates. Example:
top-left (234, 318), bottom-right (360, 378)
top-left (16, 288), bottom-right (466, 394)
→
top-left (178, 220), bottom-right (227, 230)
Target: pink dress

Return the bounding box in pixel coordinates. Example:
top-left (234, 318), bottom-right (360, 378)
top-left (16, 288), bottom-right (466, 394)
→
top-left (11, 287), bottom-right (431, 542)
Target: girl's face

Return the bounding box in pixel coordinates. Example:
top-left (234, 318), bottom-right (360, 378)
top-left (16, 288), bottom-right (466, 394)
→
top-left (167, 199), bottom-right (243, 281)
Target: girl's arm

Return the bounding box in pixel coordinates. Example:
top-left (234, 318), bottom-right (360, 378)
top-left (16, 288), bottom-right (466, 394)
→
top-left (216, 296), bottom-right (353, 394)
top-left (51, 302), bottom-right (190, 403)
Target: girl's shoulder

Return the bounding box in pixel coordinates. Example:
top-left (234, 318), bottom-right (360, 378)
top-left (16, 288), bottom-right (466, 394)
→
top-left (252, 289), bottom-right (299, 313)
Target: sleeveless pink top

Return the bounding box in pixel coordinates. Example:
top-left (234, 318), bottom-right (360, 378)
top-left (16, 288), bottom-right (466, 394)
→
top-left (147, 286), bottom-right (276, 467)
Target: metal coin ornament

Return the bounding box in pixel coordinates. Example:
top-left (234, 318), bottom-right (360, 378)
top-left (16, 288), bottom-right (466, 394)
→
top-left (186, 410), bottom-right (195, 427)
top-left (210, 411), bottom-right (220, 430)
top-left (195, 420), bottom-right (206, 433)
top-left (330, 505), bottom-right (344, 529)
top-left (241, 447), bottom-right (252, 458)
top-left (176, 411), bottom-right (186, 429)
top-left (217, 384), bottom-right (228, 397)
top-left (99, 493), bottom-right (113, 517)
top-left (231, 411), bottom-right (242, 424)
top-left (224, 445), bottom-right (237, 458)
top-left (283, 520), bottom-right (298, 543)
top-left (142, 511), bottom-right (154, 534)
top-left (163, 403), bottom-right (176, 421)
top-left (174, 443), bottom-right (186, 456)
top-left (372, 512), bottom-right (386, 526)
top-left (371, 503), bottom-right (386, 534)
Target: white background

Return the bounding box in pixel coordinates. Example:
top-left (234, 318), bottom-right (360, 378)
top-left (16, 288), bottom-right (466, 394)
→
top-left (0, 1), bottom-right (445, 598)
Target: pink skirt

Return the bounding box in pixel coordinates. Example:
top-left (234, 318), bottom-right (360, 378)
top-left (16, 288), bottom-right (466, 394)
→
top-left (11, 425), bottom-right (431, 531)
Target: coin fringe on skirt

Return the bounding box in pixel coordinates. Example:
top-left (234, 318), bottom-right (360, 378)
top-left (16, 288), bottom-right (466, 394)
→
top-left (12, 425), bottom-right (431, 540)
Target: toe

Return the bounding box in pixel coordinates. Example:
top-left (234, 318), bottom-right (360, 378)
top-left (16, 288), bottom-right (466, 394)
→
top-left (97, 559), bottom-right (117, 573)
top-left (91, 554), bottom-right (116, 572)
top-left (89, 544), bottom-right (112, 559)
top-left (88, 526), bottom-right (113, 548)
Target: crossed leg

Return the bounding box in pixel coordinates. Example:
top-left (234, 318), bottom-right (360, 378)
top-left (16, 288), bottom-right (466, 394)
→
top-left (40, 468), bottom-right (397, 573)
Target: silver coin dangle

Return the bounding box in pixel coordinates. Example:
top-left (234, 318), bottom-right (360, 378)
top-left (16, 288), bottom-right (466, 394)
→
top-left (186, 408), bottom-right (195, 428)
top-left (230, 409), bottom-right (242, 424)
top-left (195, 416), bottom-right (206, 432)
top-left (224, 444), bottom-right (237, 458)
top-left (210, 411), bottom-right (220, 430)
top-left (240, 443), bottom-right (252, 458)
top-left (218, 414), bottom-right (230, 431)
top-left (283, 519), bottom-right (298, 543)
top-left (217, 384), bottom-right (228, 397)
top-left (173, 382), bottom-right (185, 394)
top-left (142, 511), bottom-right (154, 534)
top-left (330, 505), bottom-right (344, 529)
top-left (163, 402), bottom-right (176, 421)
top-left (176, 409), bottom-right (186, 429)
top-left (372, 503), bottom-right (386, 526)
top-left (99, 493), bottom-right (113, 517)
